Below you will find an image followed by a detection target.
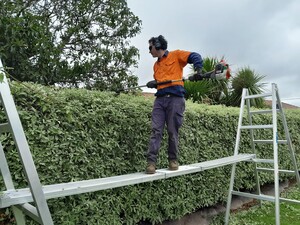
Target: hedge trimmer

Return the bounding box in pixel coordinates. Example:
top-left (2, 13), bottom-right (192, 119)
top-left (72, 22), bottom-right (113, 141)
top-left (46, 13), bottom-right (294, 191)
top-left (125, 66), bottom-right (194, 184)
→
top-left (116, 60), bottom-right (231, 93)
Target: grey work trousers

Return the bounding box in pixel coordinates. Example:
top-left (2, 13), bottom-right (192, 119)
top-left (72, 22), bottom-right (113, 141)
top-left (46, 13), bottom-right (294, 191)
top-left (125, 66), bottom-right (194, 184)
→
top-left (147, 95), bottom-right (185, 163)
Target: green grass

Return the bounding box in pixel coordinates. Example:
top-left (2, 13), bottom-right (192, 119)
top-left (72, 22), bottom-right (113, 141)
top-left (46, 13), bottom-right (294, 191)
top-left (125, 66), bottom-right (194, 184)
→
top-left (211, 184), bottom-right (300, 225)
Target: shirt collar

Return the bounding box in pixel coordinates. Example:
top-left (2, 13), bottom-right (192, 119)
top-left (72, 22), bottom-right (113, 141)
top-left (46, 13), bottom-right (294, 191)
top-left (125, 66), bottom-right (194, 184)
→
top-left (158, 50), bottom-right (169, 61)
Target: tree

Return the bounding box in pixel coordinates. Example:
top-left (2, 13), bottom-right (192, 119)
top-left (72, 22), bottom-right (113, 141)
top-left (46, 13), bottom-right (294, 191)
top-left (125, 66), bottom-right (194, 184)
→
top-left (228, 67), bottom-right (266, 107)
top-left (0, 0), bottom-right (142, 91)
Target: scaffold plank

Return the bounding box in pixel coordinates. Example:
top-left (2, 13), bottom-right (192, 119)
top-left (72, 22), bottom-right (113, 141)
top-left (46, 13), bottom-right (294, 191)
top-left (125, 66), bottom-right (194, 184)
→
top-left (0, 154), bottom-right (255, 208)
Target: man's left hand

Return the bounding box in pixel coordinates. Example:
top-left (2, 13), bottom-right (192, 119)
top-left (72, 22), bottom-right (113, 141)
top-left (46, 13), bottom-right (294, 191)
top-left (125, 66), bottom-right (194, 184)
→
top-left (146, 80), bottom-right (157, 88)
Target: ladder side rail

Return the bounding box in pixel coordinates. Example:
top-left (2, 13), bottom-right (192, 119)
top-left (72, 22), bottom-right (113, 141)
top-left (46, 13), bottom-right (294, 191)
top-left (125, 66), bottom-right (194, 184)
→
top-left (275, 85), bottom-right (300, 185)
top-left (232, 88), bottom-right (247, 155)
top-left (15, 203), bottom-right (42, 224)
top-left (10, 207), bottom-right (26, 225)
top-left (0, 142), bottom-right (15, 189)
top-left (225, 88), bottom-right (248, 225)
top-left (0, 143), bottom-right (27, 224)
top-left (245, 90), bottom-right (256, 154)
top-left (0, 62), bottom-right (27, 225)
top-left (0, 69), bottom-right (53, 224)
top-left (272, 83), bottom-right (280, 225)
top-left (245, 90), bottom-right (262, 204)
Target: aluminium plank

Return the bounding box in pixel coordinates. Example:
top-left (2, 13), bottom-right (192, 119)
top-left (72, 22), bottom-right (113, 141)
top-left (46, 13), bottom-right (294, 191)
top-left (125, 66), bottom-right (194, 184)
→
top-left (191, 154), bottom-right (256, 171)
top-left (0, 154), bottom-right (255, 208)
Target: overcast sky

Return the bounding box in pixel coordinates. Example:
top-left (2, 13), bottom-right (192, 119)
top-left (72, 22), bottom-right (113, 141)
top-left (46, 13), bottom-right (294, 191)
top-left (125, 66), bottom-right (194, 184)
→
top-left (126, 0), bottom-right (300, 107)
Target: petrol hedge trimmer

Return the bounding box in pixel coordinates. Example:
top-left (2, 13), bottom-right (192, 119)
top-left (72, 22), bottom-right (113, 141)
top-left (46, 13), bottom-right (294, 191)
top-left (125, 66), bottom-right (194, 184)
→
top-left (116, 60), bottom-right (231, 93)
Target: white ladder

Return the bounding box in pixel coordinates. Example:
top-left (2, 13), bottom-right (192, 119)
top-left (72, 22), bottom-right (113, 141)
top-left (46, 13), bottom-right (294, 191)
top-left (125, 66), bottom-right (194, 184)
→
top-left (225, 83), bottom-right (300, 225)
top-left (0, 60), bottom-right (54, 224)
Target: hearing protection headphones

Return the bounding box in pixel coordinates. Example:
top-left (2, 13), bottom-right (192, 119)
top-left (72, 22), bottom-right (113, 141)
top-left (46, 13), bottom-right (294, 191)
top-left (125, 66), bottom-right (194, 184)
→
top-left (149, 35), bottom-right (167, 50)
top-left (153, 37), bottom-right (162, 50)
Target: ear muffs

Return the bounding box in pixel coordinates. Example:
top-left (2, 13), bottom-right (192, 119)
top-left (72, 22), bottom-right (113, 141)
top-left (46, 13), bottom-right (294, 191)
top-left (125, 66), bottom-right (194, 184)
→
top-left (154, 38), bottom-right (161, 50)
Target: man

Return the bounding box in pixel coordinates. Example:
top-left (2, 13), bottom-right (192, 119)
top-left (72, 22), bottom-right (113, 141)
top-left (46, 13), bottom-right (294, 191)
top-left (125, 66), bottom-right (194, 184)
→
top-left (145, 35), bottom-right (203, 174)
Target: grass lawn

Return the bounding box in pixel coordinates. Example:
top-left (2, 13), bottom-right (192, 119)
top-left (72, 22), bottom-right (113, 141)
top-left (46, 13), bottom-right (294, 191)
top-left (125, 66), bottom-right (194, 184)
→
top-left (211, 183), bottom-right (300, 225)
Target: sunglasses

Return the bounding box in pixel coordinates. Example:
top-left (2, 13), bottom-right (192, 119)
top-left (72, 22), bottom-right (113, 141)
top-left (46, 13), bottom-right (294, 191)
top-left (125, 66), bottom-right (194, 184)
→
top-left (149, 46), bottom-right (153, 51)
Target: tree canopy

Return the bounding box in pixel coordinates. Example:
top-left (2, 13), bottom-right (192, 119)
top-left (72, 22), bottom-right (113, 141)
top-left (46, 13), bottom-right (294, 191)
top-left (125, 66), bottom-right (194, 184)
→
top-left (0, 0), bottom-right (142, 91)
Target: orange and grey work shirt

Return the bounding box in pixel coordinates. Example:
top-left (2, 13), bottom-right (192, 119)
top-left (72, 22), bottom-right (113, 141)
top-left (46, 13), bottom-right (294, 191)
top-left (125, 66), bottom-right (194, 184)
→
top-left (153, 50), bottom-right (202, 97)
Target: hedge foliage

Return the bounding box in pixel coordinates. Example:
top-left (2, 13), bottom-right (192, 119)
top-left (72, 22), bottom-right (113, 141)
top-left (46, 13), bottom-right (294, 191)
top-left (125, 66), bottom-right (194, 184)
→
top-left (0, 82), bottom-right (300, 224)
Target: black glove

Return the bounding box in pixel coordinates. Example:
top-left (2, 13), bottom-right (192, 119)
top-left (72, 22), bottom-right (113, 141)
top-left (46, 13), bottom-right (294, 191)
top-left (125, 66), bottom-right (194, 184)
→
top-left (215, 63), bottom-right (223, 72)
top-left (188, 68), bottom-right (203, 81)
top-left (146, 80), bottom-right (157, 88)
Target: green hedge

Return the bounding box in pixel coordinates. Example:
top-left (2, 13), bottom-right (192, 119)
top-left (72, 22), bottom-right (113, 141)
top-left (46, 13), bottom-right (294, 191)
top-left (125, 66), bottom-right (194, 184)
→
top-left (1, 82), bottom-right (300, 224)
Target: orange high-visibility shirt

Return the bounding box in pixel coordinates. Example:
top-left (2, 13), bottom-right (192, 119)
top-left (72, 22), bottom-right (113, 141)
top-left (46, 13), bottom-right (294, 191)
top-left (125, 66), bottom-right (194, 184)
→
top-left (153, 50), bottom-right (191, 90)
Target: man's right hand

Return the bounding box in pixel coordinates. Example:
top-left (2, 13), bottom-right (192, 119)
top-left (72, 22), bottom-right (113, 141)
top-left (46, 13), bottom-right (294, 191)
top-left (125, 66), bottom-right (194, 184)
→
top-left (146, 80), bottom-right (157, 88)
top-left (188, 68), bottom-right (203, 81)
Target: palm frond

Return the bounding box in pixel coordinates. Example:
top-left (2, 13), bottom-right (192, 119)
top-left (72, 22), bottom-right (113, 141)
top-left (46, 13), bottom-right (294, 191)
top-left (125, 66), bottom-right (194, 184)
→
top-left (229, 67), bottom-right (266, 107)
top-left (186, 56), bottom-right (230, 104)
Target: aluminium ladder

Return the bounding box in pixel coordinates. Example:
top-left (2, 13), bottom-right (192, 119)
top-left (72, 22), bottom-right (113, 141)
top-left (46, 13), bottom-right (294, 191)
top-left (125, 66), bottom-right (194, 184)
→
top-left (225, 83), bottom-right (300, 225)
top-left (0, 60), bottom-right (54, 224)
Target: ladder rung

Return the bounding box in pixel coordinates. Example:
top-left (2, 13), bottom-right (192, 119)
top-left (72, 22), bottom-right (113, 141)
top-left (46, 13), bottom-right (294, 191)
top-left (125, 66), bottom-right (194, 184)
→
top-left (232, 191), bottom-right (275, 202)
top-left (252, 158), bottom-right (274, 164)
top-left (254, 140), bottom-right (288, 144)
top-left (241, 125), bottom-right (273, 129)
top-left (244, 93), bottom-right (272, 99)
top-left (0, 123), bottom-right (11, 134)
top-left (279, 197), bottom-right (300, 204)
top-left (232, 191), bottom-right (300, 204)
top-left (257, 167), bottom-right (297, 175)
top-left (249, 109), bottom-right (279, 115)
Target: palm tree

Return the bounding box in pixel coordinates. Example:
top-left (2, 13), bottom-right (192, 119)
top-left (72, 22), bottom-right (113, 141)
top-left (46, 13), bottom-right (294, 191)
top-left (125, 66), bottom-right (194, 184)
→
top-left (227, 67), bottom-right (266, 107)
